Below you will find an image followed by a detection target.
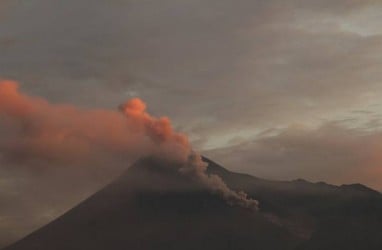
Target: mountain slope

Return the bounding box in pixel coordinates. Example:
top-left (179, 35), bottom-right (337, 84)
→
top-left (4, 158), bottom-right (300, 250)
top-left (5, 157), bottom-right (382, 250)
top-left (205, 157), bottom-right (382, 250)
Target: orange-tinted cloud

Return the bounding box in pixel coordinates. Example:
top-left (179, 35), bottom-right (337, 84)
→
top-left (0, 80), bottom-right (258, 210)
top-left (0, 80), bottom-right (192, 167)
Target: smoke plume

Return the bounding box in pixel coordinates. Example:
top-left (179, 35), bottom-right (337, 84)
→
top-left (0, 79), bottom-right (258, 210)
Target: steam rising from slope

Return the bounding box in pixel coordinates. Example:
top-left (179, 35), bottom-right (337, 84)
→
top-left (0, 80), bottom-right (258, 210)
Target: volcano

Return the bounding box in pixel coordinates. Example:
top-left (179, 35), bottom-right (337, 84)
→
top-left (4, 157), bottom-right (382, 250)
top-left (3, 157), bottom-right (300, 250)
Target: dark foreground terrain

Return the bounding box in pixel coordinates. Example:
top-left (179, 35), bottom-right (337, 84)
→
top-left (4, 157), bottom-right (382, 250)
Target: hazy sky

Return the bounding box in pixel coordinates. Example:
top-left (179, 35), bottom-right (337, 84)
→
top-left (1, 0), bottom-right (382, 247)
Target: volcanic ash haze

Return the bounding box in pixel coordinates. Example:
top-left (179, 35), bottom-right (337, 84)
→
top-left (0, 79), bottom-right (258, 210)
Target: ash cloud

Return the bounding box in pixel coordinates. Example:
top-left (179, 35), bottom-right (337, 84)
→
top-left (0, 79), bottom-right (258, 212)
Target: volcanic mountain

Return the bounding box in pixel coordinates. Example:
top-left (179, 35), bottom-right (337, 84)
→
top-left (4, 157), bottom-right (382, 250)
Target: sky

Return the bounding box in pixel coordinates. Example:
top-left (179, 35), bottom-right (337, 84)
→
top-left (1, 0), bottom-right (382, 247)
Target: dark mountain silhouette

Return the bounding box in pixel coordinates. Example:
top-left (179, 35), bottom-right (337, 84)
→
top-left (3, 158), bottom-right (300, 250)
top-left (4, 157), bottom-right (382, 250)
